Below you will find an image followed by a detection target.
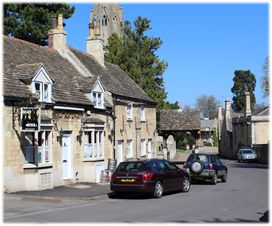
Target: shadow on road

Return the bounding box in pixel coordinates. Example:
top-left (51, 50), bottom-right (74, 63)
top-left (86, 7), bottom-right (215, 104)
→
top-left (201, 218), bottom-right (258, 223)
top-left (259, 210), bottom-right (269, 222)
top-left (226, 163), bottom-right (268, 169)
top-left (107, 190), bottom-right (186, 200)
top-left (108, 192), bottom-right (152, 200)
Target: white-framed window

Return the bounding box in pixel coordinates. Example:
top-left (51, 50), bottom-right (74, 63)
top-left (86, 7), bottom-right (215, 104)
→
top-left (92, 92), bottom-right (104, 109)
top-left (140, 139), bottom-right (146, 156)
top-left (141, 106), bottom-right (145, 122)
top-left (33, 82), bottom-right (51, 102)
top-left (84, 129), bottom-right (104, 160)
top-left (127, 103), bottom-right (133, 121)
top-left (23, 131), bottom-right (52, 165)
top-left (126, 139), bottom-right (133, 159)
top-left (38, 131), bottom-right (51, 164)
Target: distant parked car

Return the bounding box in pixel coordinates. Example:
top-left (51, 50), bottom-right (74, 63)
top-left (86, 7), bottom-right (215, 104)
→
top-left (183, 153), bottom-right (228, 185)
top-left (110, 159), bottom-right (191, 198)
top-left (237, 148), bottom-right (257, 162)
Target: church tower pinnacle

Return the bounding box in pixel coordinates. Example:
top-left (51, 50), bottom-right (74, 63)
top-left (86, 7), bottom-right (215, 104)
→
top-left (89, 3), bottom-right (123, 47)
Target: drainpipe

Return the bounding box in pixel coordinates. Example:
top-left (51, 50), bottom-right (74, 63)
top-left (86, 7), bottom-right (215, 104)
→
top-left (113, 100), bottom-right (116, 159)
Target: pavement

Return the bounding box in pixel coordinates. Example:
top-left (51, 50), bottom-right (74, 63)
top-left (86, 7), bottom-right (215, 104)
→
top-left (5, 183), bottom-right (111, 201)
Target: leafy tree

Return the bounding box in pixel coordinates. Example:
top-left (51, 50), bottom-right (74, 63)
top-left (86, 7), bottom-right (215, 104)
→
top-left (231, 70), bottom-right (256, 112)
top-left (163, 101), bottom-right (180, 110)
top-left (262, 57), bottom-right (269, 97)
top-left (4, 3), bottom-right (75, 46)
top-left (196, 95), bottom-right (218, 119)
top-left (105, 17), bottom-right (168, 112)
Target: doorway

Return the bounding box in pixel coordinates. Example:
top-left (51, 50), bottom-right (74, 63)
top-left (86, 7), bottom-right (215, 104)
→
top-left (62, 133), bottom-right (72, 180)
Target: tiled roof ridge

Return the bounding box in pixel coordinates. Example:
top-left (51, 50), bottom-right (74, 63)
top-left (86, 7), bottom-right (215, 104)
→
top-left (16, 62), bottom-right (43, 67)
top-left (68, 46), bottom-right (106, 70)
top-left (3, 35), bottom-right (56, 52)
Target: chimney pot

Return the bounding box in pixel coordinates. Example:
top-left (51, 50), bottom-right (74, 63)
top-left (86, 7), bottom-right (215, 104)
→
top-left (95, 25), bottom-right (101, 36)
top-left (57, 13), bottom-right (64, 31)
top-left (50, 15), bottom-right (57, 29)
top-left (89, 23), bottom-right (94, 37)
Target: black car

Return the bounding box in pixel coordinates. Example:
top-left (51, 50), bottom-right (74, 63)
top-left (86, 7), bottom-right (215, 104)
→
top-left (111, 158), bottom-right (191, 198)
top-left (183, 153), bottom-right (228, 184)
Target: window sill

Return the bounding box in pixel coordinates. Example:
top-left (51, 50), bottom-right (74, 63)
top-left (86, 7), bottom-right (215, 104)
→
top-left (83, 158), bottom-right (104, 162)
top-left (23, 163), bottom-right (37, 169)
top-left (94, 106), bottom-right (105, 110)
top-left (23, 163), bottom-right (53, 169)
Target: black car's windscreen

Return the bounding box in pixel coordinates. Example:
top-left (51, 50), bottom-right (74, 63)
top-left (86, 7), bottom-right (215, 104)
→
top-left (116, 162), bottom-right (150, 172)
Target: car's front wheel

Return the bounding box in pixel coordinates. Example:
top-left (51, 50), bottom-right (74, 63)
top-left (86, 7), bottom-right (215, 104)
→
top-left (211, 173), bottom-right (218, 185)
top-left (153, 181), bottom-right (164, 198)
top-left (181, 177), bottom-right (191, 192)
top-left (221, 172), bottom-right (227, 182)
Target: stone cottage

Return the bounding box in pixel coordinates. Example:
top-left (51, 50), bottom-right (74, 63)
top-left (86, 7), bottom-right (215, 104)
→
top-left (3, 5), bottom-right (156, 193)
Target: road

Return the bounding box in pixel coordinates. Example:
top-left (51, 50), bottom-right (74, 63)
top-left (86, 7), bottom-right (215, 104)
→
top-left (4, 160), bottom-right (269, 223)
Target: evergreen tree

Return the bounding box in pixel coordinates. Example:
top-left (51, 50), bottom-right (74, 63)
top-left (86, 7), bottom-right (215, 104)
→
top-left (105, 17), bottom-right (168, 112)
top-left (4, 3), bottom-right (75, 46)
top-left (231, 70), bottom-right (256, 112)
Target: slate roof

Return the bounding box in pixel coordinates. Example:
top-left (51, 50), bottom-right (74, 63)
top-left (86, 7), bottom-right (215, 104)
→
top-left (69, 47), bottom-right (155, 103)
top-left (160, 109), bottom-right (200, 131)
top-left (3, 36), bottom-right (155, 107)
top-left (253, 106), bottom-right (269, 116)
top-left (200, 119), bottom-right (217, 131)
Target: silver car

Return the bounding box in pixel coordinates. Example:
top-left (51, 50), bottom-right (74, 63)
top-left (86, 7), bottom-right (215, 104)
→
top-left (237, 149), bottom-right (257, 162)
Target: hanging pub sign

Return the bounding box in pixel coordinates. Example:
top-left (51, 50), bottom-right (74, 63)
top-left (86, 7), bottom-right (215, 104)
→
top-left (21, 107), bottom-right (41, 131)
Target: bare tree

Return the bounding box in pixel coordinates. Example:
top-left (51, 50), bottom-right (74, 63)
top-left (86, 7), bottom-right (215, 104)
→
top-left (196, 95), bottom-right (219, 119)
top-left (262, 57), bottom-right (269, 97)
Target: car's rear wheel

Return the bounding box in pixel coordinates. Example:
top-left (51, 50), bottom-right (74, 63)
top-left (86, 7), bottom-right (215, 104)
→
top-left (211, 173), bottom-right (218, 185)
top-left (153, 181), bottom-right (163, 198)
top-left (181, 177), bottom-right (191, 192)
top-left (221, 172), bottom-right (227, 182)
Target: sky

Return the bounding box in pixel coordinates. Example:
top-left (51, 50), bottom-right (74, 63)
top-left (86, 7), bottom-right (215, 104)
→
top-left (64, 3), bottom-right (269, 108)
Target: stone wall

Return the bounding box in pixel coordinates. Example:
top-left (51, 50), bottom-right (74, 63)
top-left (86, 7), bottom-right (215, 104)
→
top-left (114, 104), bottom-right (156, 161)
top-left (253, 144), bottom-right (269, 164)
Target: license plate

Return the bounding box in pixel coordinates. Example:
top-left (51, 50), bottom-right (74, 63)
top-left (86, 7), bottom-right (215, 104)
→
top-left (121, 178), bottom-right (135, 182)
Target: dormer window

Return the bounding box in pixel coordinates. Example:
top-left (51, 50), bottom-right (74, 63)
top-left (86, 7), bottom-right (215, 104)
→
top-left (127, 103), bottom-right (133, 121)
top-left (92, 91), bottom-right (104, 108)
top-left (31, 65), bottom-right (53, 103)
top-left (34, 82), bottom-right (51, 102)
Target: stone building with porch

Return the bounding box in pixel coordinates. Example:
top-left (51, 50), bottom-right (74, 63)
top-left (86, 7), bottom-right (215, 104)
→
top-left (159, 109), bottom-right (201, 159)
top-left (3, 5), bottom-right (156, 193)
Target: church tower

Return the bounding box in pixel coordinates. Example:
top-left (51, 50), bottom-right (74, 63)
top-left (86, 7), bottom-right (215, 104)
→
top-left (89, 3), bottom-right (123, 47)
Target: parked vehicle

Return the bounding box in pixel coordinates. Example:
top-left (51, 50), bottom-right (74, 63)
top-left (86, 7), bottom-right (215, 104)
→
top-left (237, 148), bottom-right (257, 162)
top-left (183, 153), bottom-right (228, 185)
top-left (110, 158), bottom-right (191, 198)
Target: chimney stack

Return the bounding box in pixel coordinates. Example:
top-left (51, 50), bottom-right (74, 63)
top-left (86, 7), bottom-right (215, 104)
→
top-left (225, 97), bottom-right (231, 119)
top-left (48, 14), bottom-right (67, 50)
top-left (218, 102), bottom-right (223, 121)
top-left (86, 22), bottom-right (105, 67)
top-left (245, 90), bottom-right (251, 118)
